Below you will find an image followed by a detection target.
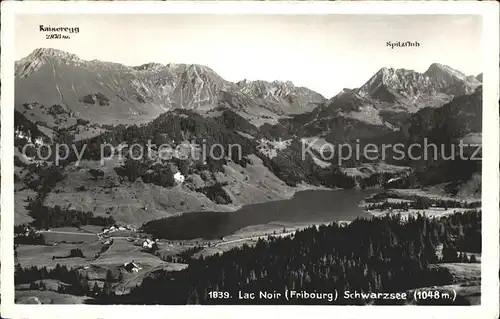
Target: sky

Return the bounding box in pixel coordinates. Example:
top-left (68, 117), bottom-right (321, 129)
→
top-left (15, 14), bottom-right (482, 98)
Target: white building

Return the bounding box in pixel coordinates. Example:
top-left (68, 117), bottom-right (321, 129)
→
top-left (142, 239), bottom-right (155, 249)
top-left (174, 172), bottom-right (185, 184)
top-left (15, 129), bottom-right (28, 140)
top-left (34, 137), bottom-right (44, 146)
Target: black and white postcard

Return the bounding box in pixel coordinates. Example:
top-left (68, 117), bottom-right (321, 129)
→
top-left (1, 1), bottom-right (499, 318)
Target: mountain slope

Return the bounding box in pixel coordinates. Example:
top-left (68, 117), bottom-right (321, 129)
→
top-left (358, 64), bottom-right (480, 111)
top-left (15, 48), bottom-right (230, 126)
top-left (263, 63), bottom-right (482, 143)
top-left (236, 79), bottom-right (325, 115)
top-left (362, 86), bottom-right (483, 189)
top-left (15, 48), bottom-right (326, 128)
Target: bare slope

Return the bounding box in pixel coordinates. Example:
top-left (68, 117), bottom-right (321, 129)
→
top-left (15, 48), bottom-right (326, 127)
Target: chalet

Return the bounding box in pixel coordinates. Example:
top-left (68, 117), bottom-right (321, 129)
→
top-left (142, 238), bottom-right (155, 249)
top-left (34, 137), bottom-right (44, 146)
top-left (174, 172), bottom-right (185, 184)
top-left (123, 261), bottom-right (141, 273)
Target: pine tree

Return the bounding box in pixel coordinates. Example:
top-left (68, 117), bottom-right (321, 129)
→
top-left (92, 282), bottom-right (102, 296)
top-left (105, 269), bottom-right (114, 282)
top-left (470, 254), bottom-right (477, 263)
top-left (29, 281), bottom-right (38, 290)
top-left (103, 281), bottom-right (113, 296)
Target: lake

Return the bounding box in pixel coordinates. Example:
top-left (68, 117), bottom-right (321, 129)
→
top-left (142, 188), bottom-right (380, 240)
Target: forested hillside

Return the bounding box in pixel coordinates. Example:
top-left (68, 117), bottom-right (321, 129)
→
top-left (86, 210), bottom-right (480, 305)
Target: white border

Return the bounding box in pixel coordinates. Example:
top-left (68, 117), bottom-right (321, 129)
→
top-left (1, 1), bottom-right (499, 319)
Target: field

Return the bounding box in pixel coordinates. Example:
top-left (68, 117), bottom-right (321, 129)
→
top-left (361, 187), bottom-right (481, 219)
top-left (367, 207), bottom-right (474, 219)
top-left (16, 290), bottom-right (91, 304)
top-left (16, 242), bottom-right (105, 269)
top-left (15, 224), bottom-right (195, 300)
top-left (15, 220), bottom-right (308, 298)
top-left (407, 263), bottom-right (481, 305)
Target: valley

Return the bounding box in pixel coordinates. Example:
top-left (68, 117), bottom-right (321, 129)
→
top-left (13, 48), bottom-right (483, 305)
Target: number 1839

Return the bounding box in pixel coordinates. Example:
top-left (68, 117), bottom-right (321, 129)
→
top-left (208, 291), bottom-right (231, 299)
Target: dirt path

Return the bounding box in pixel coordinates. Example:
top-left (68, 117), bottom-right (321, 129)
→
top-left (37, 230), bottom-right (132, 241)
top-left (215, 231), bottom-right (296, 247)
top-left (38, 230), bottom-right (97, 236)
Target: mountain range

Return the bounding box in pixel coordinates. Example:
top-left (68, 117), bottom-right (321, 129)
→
top-left (15, 48), bottom-right (480, 131)
top-left (15, 48), bottom-right (325, 128)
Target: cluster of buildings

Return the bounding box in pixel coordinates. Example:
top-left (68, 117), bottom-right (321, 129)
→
top-left (15, 129), bottom-right (45, 146)
top-left (19, 226), bottom-right (36, 237)
top-left (98, 224), bottom-right (136, 236)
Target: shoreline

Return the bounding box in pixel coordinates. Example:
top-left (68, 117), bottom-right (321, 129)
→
top-left (163, 182), bottom-right (338, 219)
